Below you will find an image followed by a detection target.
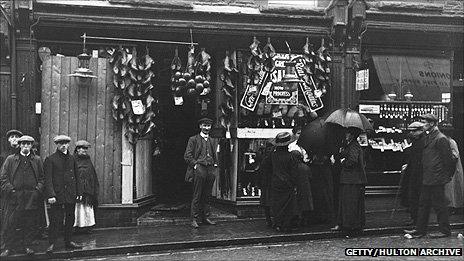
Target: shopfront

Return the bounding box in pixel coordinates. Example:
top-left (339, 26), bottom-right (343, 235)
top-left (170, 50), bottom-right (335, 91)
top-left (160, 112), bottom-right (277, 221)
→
top-left (4, 0), bottom-right (461, 225)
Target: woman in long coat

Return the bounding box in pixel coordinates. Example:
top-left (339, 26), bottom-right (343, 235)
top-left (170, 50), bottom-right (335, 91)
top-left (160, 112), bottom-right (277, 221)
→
top-left (270, 132), bottom-right (299, 232)
top-left (445, 137), bottom-right (463, 211)
top-left (257, 142), bottom-right (274, 227)
top-left (310, 153), bottom-right (335, 226)
top-left (73, 140), bottom-right (99, 233)
top-left (335, 128), bottom-right (367, 237)
top-left (290, 150), bottom-right (313, 226)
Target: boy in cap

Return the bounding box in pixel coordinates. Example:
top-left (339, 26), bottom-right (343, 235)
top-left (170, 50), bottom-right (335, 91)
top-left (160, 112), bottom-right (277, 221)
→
top-left (1, 130), bottom-right (23, 253)
top-left (0, 136), bottom-right (44, 257)
top-left (43, 135), bottom-right (82, 253)
top-left (184, 117), bottom-right (219, 228)
top-left (405, 114), bottom-right (454, 238)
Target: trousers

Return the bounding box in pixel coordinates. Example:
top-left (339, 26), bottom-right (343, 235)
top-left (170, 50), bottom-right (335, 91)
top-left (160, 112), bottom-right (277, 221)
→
top-left (416, 185), bottom-right (450, 235)
top-left (4, 209), bottom-right (37, 249)
top-left (48, 203), bottom-right (75, 244)
top-left (191, 165), bottom-right (216, 220)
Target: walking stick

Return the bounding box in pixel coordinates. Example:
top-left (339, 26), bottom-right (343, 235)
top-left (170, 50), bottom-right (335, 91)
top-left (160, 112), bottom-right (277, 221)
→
top-left (390, 166), bottom-right (406, 219)
top-left (44, 200), bottom-right (50, 227)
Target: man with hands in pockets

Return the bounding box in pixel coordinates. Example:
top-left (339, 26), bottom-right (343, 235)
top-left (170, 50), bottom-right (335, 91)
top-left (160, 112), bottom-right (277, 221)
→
top-left (44, 135), bottom-right (82, 253)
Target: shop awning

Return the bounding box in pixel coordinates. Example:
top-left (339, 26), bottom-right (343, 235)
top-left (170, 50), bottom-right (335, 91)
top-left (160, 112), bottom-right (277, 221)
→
top-left (372, 55), bottom-right (451, 101)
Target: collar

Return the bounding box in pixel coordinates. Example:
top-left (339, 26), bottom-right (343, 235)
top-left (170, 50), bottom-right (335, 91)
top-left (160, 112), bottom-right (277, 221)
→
top-left (200, 132), bottom-right (209, 140)
top-left (20, 151), bottom-right (31, 157)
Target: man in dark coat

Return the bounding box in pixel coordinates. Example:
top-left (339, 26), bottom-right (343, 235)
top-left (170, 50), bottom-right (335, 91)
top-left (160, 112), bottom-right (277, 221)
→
top-left (270, 132), bottom-right (299, 232)
top-left (407, 114), bottom-right (454, 238)
top-left (184, 118), bottom-right (219, 228)
top-left (0, 135), bottom-right (44, 257)
top-left (400, 121), bottom-right (425, 226)
top-left (43, 135), bottom-right (82, 253)
top-left (0, 129), bottom-right (23, 253)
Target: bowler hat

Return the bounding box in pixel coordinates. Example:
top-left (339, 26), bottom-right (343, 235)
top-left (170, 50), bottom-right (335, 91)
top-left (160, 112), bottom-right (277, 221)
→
top-left (6, 129), bottom-right (23, 138)
top-left (419, 113), bottom-right (438, 123)
top-left (270, 132), bottom-right (295, 147)
top-left (407, 121), bottom-right (425, 131)
top-left (75, 140), bottom-right (91, 148)
top-left (17, 135), bottom-right (35, 143)
top-left (53, 135), bottom-right (71, 143)
top-left (198, 117), bottom-right (213, 125)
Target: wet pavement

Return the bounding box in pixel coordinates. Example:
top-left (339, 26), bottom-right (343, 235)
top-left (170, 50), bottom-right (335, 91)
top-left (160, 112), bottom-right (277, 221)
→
top-left (74, 234), bottom-right (464, 261)
top-left (3, 197), bottom-right (464, 260)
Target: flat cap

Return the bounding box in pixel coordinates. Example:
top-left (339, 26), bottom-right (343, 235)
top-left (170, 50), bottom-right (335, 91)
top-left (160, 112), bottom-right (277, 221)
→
top-left (6, 129), bottom-right (23, 138)
top-left (419, 113), bottom-right (438, 122)
top-left (198, 117), bottom-right (213, 125)
top-left (17, 135), bottom-right (35, 143)
top-left (75, 140), bottom-right (91, 148)
top-left (53, 135), bottom-right (71, 143)
top-left (407, 121), bottom-right (425, 130)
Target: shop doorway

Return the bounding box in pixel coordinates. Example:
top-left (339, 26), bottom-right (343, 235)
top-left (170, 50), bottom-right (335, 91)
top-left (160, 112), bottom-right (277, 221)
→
top-left (152, 47), bottom-right (199, 203)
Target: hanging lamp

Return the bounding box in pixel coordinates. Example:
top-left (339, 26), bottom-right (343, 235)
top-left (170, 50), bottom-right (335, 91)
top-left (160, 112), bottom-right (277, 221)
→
top-left (68, 33), bottom-right (97, 86)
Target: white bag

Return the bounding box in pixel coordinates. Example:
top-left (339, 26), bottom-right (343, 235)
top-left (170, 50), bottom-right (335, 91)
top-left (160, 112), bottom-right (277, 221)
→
top-left (74, 202), bottom-right (96, 227)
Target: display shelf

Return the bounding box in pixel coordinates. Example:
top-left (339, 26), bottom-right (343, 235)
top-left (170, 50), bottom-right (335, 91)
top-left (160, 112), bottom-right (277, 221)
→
top-left (237, 128), bottom-right (292, 139)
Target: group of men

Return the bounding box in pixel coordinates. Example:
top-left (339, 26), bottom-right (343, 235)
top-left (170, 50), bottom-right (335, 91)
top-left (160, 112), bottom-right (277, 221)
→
top-left (0, 130), bottom-right (82, 257)
top-left (403, 113), bottom-right (457, 238)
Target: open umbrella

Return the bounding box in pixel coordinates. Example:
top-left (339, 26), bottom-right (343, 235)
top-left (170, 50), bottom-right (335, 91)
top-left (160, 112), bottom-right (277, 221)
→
top-left (297, 118), bottom-right (343, 155)
top-left (325, 108), bottom-right (373, 131)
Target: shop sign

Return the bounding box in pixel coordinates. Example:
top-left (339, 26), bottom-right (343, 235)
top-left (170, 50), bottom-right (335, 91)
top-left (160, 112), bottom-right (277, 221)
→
top-left (356, 69), bottom-right (369, 91)
top-left (240, 70), bottom-right (269, 111)
top-left (292, 56), bottom-right (323, 111)
top-left (359, 104), bottom-right (380, 114)
top-left (266, 82), bottom-right (298, 105)
top-left (237, 127), bottom-right (292, 139)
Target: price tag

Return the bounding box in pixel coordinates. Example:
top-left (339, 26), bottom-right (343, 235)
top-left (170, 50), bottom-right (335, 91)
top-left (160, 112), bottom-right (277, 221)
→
top-left (226, 131), bottom-right (231, 139)
top-left (131, 100), bottom-right (145, 115)
top-left (174, 96), bottom-right (184, 106)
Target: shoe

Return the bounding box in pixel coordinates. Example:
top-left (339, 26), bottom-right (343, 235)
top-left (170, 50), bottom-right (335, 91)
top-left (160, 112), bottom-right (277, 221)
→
top-left (403, 229), bottom-right (417, 234)
top-left (331, 225), bottom-right (341, 231)
top-left (410, 232), bottom-right (426, 239)
top-left (65, 241), bottom-right (82, 250)
top-left (429, 231), bottom-right (451, 238)
top-left (46, 244), bottom-right (55, 254)
top-left (25, 248), bottom-right (35, 256)
top-left (202, 218), bottom-right (216, 225)
top-left (0, 249), bottom-right (11, 257)
top-left (191, 220), bottom-right (200, 229)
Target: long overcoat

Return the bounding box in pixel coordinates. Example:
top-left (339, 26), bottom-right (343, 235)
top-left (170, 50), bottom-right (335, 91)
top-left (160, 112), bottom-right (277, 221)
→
top-left (75, 154), bottom-right (99, 206)
top-left (43, 150), bottom-right (80, 204)
top-left (422, 127), bottom-right (455, 185)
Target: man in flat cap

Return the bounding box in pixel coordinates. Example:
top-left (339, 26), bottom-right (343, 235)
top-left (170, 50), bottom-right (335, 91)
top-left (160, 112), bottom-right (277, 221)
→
top-left (0, 136), bottom-right (44, 257)
top-left (184, 117), bottom-right (219, 228)
top-left (406, 114), bottom-right (455, 238)
top-left (401, 122), bottom-right (425, 227)
top-left (43, 135), bottom-right (81, 253)
top-left (0, 129), bottom-right (23, 253)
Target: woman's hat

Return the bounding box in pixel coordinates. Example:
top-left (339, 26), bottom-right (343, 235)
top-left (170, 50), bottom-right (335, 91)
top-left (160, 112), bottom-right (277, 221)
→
top-left (75, 140), bottom-right (91, 148)
top-left (270, 132), bottom-right (295, 147)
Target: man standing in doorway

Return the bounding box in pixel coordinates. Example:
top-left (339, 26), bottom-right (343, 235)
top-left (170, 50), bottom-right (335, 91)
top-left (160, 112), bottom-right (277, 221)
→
top-left (184, 118), bottom-right (219, 229)
top-left (406, 114), bottom-right (454, 238)
top-left (43, 135), bottom-right (82, 253)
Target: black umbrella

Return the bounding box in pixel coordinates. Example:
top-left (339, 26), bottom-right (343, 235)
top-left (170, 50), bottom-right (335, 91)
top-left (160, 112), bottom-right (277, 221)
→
top-left (297, 118), bottom-right (342, 155)
top-left (325, 108), bottom-right (373, 131)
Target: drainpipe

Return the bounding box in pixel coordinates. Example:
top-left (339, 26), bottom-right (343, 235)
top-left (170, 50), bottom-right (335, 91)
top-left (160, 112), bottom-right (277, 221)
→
top-left (10, 0), bottom-right (17, 129)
